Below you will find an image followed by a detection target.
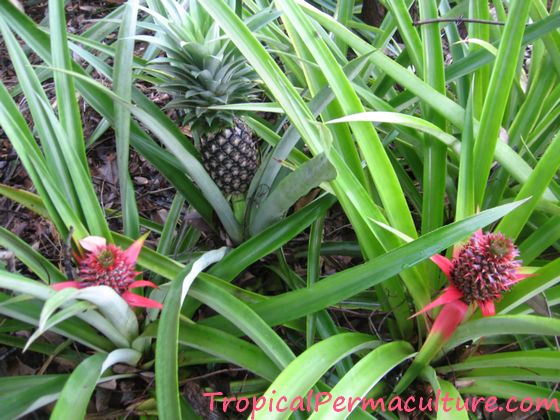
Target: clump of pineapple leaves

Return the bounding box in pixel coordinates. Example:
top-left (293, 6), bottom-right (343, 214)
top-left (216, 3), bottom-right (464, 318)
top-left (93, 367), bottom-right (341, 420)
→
top-left (0, 0), bottom-right (558, 418)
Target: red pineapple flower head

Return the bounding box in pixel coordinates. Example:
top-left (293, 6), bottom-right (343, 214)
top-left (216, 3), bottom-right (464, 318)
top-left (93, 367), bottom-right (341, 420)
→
top-left (53, 235), bottom-right (162, 309)
top-left (417, 230), bottom-right (529, 318)
top-left (449, 231), bottom-right (521, 305)
top-left (79, 243), bottom-right (139, 294)
top-left (397, 230), bottom-right (532, 396)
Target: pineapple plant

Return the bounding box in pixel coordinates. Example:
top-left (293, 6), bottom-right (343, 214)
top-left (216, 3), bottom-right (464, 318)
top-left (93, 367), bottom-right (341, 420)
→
top-left (148, 0), bottom-right (260, 196)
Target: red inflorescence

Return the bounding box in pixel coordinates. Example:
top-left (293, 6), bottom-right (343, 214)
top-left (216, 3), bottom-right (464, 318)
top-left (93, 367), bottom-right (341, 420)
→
top-left (416, 229), bottom-right (530, 319)
top-left (449, 231), bottom-right (522, 305)
top-left (53, 236), bottom-right (162, 309)
top-left (78, 244), bottom-right (140, 294)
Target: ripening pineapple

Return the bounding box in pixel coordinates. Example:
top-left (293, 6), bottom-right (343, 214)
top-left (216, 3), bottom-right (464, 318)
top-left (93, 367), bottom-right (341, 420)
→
top-left (149, 0), bottom-right (259, 195)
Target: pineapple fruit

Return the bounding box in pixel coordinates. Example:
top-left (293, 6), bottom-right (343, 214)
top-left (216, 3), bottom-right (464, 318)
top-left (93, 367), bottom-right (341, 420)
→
top-left (149, 0), bottom-right (259, 195)
top-left (201, 118), bottom-right (258, 195)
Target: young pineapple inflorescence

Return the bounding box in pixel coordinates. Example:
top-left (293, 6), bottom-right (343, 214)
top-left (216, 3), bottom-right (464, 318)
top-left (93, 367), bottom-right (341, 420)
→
top-left (449, 231), bottom-right (522, 305)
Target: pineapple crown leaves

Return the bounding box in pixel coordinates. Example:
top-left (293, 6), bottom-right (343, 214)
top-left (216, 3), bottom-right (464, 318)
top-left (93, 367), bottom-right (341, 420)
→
top-left (144, 0), bottom-right (260, 136)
